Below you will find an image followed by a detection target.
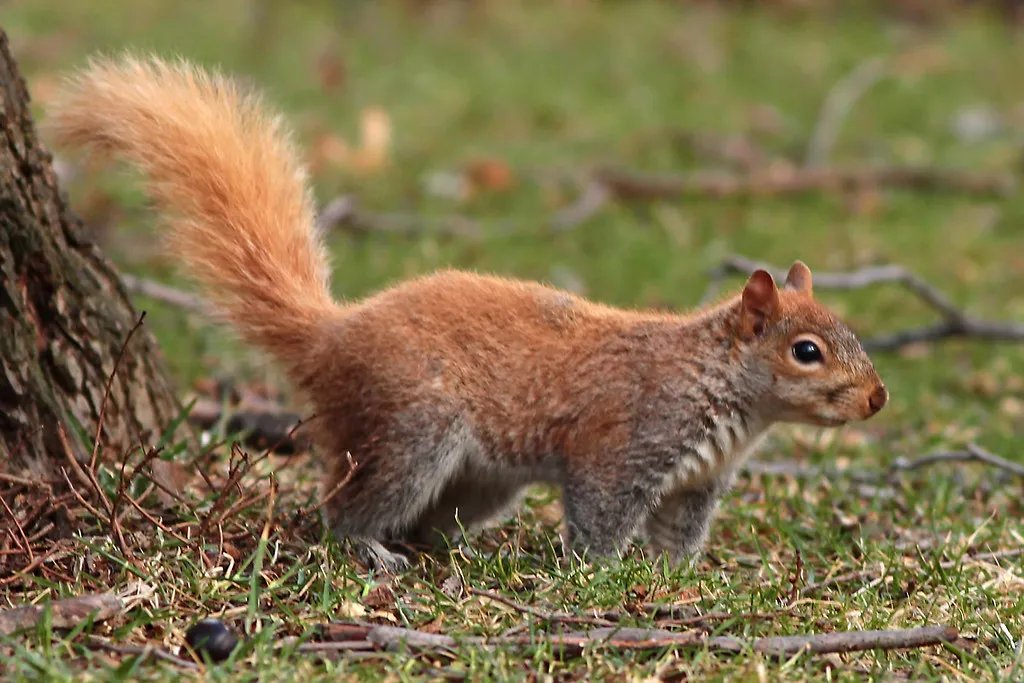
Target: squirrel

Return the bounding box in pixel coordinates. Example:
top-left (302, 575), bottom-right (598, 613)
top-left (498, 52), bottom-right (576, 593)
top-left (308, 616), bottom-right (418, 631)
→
top-left (44, 54), bottom-right (889, 574)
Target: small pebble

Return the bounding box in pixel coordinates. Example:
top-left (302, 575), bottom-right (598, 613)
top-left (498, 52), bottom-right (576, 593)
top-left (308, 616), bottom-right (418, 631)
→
top-left (184, 618), bottom-right (240, 663)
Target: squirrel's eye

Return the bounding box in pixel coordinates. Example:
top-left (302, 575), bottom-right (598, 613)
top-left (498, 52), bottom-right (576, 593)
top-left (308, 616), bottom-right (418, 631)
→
top-left (792, 340), bottom-right (823, 364)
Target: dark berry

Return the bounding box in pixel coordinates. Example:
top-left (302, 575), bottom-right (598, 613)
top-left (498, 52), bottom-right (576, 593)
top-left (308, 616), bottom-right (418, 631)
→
top-left (185, 618), bottom-right (239, 663)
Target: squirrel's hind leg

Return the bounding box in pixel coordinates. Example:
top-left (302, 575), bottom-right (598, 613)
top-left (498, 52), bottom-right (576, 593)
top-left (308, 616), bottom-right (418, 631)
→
top-left (405, 475), bottom-right (527, 550)
top-left (319, 414), bottom-right (479, 573)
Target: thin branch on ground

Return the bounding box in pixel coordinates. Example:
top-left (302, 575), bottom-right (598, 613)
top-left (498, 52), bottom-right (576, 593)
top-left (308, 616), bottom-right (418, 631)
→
top-left (55, 314), bottom-right (147, 557)
top-left (466, 587), bottom-right (615, 627)
top-left (668, 129), bottom-right (772, 171)
top-left (593, 165), bottom-right (1016, 204)
top-left (589, 602), bottom-right (699, 622)
top-left (121, 488), bottom-right (196, 548)
top-left (85, 635), bottom-right (199, 671)
top-left (703, 254), bottom-right (1024, 351)
top-left (0, 547), bottom-right (68, 587)
top-left (806, 57), bottom-right (888, 166)
top-left (315, 196), bottom-right (491, 239)
top-left (318, 621), bottom-right (958, 658)
top-left (196, 444), bottom-right (257, 538)
top-left (0, 592), bottom-right (124, 636)
top-left (307, 452), bottom-right (359, 514)
top-left (294, 640), bottom-right (379, 654)
top-left (120, 274), bottom-right (209, 314)
top-left (747, 440), bottom-right (1024, 486)
top-left (196, 412), bottom-right (313, 538)
top-left (584, 605), bottom-right (801, 628)
top-left (550, 182), bottom-right (611, 231)
top-left (0, 494), bottom-right (32, 565)
top-left (799, 547), bottom-right (1024, 596)
top-left (90, 312), bottom-right (147, 475)
top-left (0, 472), bottom-right (53, 488)
top-left (187, 393), bottom-right (313, 456)
top-left (892, 443), bottom-right (1024, 479)
top-left (108, 444), bottom-right (164, 561)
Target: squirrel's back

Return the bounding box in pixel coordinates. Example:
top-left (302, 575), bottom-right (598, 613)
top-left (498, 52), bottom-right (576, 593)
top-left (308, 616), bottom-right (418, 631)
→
top-left (45, 54), bottom-right (338, 373)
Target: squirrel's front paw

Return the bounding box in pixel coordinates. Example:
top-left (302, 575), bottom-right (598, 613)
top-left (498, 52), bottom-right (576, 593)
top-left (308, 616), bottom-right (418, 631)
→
top-left (354, 537), bottom-right (411, 574)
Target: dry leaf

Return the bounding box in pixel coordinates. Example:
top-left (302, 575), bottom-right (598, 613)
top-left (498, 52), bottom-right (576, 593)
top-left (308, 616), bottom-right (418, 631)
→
top-left (148, 460), bottom-right (193, 508)
top-left (313, 46), bottom-right (347, 94)
top-left (337, 601), bottom-right (367, 619)
top-left (354, 107), bottom-right (392, 173)
top-left (440, 574), bottom-right (464, 600)
top-left (364, 584), bottom-right (396, 611)
top-left (0, 593), bottom-right (125, 636)
top-left (898, 342), bottom-right (933, 359)
top-left (307, 132), bottom-right (353, 176)
top-left (892, 44), bottom-right (951, 80)
top-left (844, 186), bottom-right (883, 217)
top-left (967, 372), bottom-right (1000, 397)
top-left (418, 615), bottom-right (445, 634)
top-left (463, 157), bottom-right (515, 194)
top-left (1000, 396), bottom-right (1023, 418)
top-left (308, 108), bottom-right (392, 176)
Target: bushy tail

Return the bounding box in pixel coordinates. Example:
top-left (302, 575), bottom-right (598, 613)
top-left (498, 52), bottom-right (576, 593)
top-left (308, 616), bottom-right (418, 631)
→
top-left (44, 53), bottom-right (337, 370)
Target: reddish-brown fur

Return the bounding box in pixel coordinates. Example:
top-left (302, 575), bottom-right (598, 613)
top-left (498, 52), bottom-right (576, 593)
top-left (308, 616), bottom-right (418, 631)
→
top-left (45, 54), bottom-right (888, 573)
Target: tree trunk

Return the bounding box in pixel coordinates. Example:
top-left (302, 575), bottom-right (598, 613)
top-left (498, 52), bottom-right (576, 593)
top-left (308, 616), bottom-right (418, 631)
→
top-left (0, 28), bottom-right (189, 482)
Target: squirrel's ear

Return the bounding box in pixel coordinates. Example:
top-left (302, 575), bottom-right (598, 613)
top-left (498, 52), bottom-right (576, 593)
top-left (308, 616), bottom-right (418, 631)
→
top-left (739, 269), bottom-right (779, 338)
top-left (784, 261), bottom-right (813, 294)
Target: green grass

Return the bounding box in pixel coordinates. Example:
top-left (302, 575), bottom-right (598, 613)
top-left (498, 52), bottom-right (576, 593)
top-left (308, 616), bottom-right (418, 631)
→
top-left (2, 0), bottom-right (1024, 679)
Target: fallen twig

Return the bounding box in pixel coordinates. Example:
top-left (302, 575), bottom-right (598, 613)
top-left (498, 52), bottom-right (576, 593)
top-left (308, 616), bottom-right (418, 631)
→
top-left (0, 472), bottom-right (52, 489)
top-left (550, 182), bottom-right (611, 231)
top-left (295, 640), bottom-right (379, 654)
top-left (90, 312), bottom-right (146, 475)
top-left (703, 254), bottom-right (1024, 351)
top-left (467, 587), bottom-right (615, 627)
top-left (892, 443), bottom-right (1024, 479)
top-left (319, 621), bottom-right (957, 658)
top-left (0, 592), bottom-right (124, 636)
top-left (121, 486), bottom-right (196, 548)
top-left (669, 129), bottom-right (772, 171)
top-left (713, 624), bottom-right (957, 657)
top-left (120, 274), bottom-right (208, 314)
top-left (315, 196), bottom-right (490, 239)
top-left (0, 494), bottom-right (32, 565)
top-left (308, 452), bottom-right (359, 514)
top-left (806, 57), bottom-right (888, 166)
top-left (594, 165), bottom-right (1016, 203)
top-left (65, 313), bottom-right (148, 558)
top-left (109, 445), bottom-right (166, 561)
top-left (196, 414), bottom-right (313, 539)
top-left (86, 635), bottom-right (199, 670)
top-left (746, 438), bottom-right (1024, 486)
top-left (0, 547), bottom-right (69, 587)
top-left (799, 547), bottom-right (1024, 596)
top-left (188, 397), bottom-right (310, 455)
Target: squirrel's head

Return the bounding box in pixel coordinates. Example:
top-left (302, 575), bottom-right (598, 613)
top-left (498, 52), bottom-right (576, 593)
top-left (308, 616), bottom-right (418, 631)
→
top-left (733, 261), bottom-right (887, 427)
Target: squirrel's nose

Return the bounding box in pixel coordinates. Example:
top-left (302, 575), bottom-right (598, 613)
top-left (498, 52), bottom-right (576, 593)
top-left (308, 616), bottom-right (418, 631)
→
top-left (868, 384), bottom-right (888, 415)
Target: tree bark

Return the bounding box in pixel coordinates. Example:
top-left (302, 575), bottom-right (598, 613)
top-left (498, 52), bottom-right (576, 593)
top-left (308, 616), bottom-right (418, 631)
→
top-left (0, 29), bottom-right (189, 481)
